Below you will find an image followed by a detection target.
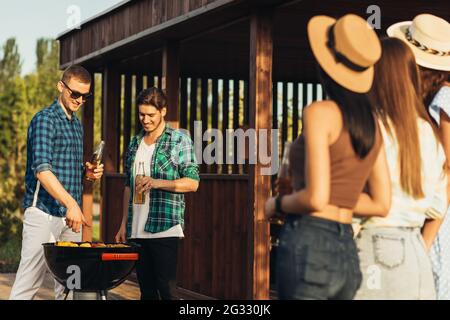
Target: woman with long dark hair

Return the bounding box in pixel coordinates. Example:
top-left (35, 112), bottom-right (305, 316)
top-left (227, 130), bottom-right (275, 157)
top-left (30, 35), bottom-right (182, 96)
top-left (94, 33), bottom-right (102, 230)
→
top-left (354, 37), bottom-right (447, 300)
top-left (264, 14), bottom-right (390, 300)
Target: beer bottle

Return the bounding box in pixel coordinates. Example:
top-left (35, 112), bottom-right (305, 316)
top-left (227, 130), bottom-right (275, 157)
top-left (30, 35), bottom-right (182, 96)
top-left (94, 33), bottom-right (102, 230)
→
top-left (85, 141), bottom-right (105, 181)
top-left (134, 161), bottom-right (145, 204)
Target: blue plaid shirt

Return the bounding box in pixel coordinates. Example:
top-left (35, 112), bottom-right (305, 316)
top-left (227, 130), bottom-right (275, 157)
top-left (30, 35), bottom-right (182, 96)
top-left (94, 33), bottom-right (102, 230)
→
top-left (23, 99), bottom-right (84, 217)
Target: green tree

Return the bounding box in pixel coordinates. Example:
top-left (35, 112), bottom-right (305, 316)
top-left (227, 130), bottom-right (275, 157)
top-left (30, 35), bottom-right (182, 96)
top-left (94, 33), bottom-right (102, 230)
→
top-left (25, 38), bottom-right (61, 114)
top-left (0, 38), bottom-right (61, 242)
top-left (0, 38), bottom-right (26, 241)
top-left (0, 38), bottom-right (21, 83)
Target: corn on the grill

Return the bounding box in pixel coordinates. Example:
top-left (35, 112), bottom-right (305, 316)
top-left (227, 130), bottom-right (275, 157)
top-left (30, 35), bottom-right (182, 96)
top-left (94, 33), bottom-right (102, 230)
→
top-left (56, 241), bottom-right (79, 247)
top-left (54, 241), bottom-right (129, 248)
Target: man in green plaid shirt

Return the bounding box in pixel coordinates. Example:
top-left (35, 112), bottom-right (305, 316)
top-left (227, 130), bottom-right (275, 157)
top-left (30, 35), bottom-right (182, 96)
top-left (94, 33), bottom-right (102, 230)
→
top-left (116, 87), bottom-right (199, 300)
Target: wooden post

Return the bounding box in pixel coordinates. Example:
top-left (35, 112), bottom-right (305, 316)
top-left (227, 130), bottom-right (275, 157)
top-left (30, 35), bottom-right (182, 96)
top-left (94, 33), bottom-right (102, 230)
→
top-left (123, 74), bottom-right (132, 169)
top-left (162, 40), bottom-right (180, 129)
top-left (82, 71), bottom-right (95, 242)
top-left (135, 75), bottom-right (143, 134)
top-left (248, 9), bottom-right (273, 300)
top-left (101, 66), bottom-right (121, 242)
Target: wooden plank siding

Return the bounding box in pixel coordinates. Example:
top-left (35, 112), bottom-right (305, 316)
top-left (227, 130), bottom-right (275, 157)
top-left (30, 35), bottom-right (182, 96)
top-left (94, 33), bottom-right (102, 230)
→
top-left (134, 75), bottom-right (143, 134)
top-left (182, 174), bottom-right (249, 299)
top-left (211, 79), bottom-right (219, 174)
top-left (162, 41), bottom-right (181, 128)
top-left (81, 72), bottom-right (95, 242)
top-left (101, 66), bottom-right (122, 241)
top-left (200, 78), bottom-right (208, 173)
top-left (58, 0), bottom-right (241, 68)
top-left (123, 74), bottom-right (132, 171)
top-left (180, 76), bottom-right (188, 129)
top-left (292, 82), bottom-right (299, 139)
top-left (114, 72), bottom-right (321, 176)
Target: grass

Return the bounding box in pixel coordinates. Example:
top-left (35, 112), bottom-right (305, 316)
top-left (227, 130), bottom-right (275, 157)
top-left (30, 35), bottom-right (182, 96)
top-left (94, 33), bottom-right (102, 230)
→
top-left (0, 235), bottom-right (21, 273)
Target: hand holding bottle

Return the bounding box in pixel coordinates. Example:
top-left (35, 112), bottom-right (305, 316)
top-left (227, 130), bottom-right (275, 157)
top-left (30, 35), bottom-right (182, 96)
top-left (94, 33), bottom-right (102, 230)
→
top-left (134, 161), bottom-right (146, 204)
top-left (86, 141), bottom-right (105, 181)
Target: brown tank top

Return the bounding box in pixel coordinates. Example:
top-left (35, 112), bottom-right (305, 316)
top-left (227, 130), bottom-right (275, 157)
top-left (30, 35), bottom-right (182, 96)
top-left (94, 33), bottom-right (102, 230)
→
top-left (289, 121), bottom-right (382, 209)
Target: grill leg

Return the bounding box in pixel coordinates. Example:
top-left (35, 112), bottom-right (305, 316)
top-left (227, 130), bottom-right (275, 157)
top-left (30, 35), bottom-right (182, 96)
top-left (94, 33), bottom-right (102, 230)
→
top-left (63, 288), bottom-right (70, 300)
top-left (100, 290), bottom-right (107, 300)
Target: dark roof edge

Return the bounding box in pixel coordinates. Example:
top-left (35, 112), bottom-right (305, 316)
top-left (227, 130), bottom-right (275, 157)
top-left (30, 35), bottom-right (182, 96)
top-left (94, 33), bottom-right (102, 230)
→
top-left (59, 0), bottom-right (240, 69)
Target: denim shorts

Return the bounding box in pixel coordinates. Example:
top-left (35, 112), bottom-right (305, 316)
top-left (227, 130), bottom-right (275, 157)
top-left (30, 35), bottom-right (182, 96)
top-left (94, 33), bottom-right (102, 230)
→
top-left (354, 227), bottom-right (436, 300)
top-left (276, 214), bottom-right (362, 300)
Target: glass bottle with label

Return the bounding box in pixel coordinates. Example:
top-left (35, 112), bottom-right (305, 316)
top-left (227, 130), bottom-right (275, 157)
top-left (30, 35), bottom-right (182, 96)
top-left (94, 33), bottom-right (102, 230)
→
top-left (85, 141), bottom-right (105, 181)
top-left (134, 161), bottom-right (145, 204)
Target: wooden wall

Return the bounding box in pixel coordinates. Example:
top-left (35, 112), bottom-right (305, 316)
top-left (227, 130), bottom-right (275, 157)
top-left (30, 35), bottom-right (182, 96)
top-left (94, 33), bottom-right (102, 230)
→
top-left (59, 0), bottom-right (229, 66)
top-left (114, 73), bottom-right (324, 175)
top-left (178, 174), bottom-right (249, 298)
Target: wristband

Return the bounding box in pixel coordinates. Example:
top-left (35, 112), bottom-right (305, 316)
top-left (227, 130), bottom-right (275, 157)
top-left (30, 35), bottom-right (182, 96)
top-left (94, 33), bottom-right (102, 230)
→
top-left (275, 195), bottom-right (285, 215)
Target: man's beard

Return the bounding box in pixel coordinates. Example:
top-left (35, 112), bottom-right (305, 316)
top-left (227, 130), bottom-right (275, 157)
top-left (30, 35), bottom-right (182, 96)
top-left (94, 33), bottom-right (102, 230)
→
top-left (145, 117), bottom-right (163, 133)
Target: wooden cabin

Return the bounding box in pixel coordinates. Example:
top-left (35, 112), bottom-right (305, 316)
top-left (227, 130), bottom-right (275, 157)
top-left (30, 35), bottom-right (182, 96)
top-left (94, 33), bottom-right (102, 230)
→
top-left (57, 0), bottom-right (450, 299)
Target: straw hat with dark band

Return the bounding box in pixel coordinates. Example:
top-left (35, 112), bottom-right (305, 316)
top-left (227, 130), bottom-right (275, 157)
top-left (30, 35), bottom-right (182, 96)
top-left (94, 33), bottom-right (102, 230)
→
top-left (387, 14), bottom-right (450, 71)
top-left (307, 14), bottom-right (382, 93)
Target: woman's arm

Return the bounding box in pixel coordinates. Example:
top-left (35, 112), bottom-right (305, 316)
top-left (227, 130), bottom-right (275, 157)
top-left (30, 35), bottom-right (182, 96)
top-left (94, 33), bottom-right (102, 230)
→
top-left (353, 145), bottom-right (391, 217)
top-left (422, 218), bottom-right (444, 251)
top-left (439, 110), bottom-right (450, 201)
top-left (420, 109), bottom-right (450, 249)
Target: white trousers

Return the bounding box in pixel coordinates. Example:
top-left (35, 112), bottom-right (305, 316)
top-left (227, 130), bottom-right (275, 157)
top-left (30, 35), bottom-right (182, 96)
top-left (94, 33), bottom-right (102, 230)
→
top-left (9, 207), bottom-right (81, 300)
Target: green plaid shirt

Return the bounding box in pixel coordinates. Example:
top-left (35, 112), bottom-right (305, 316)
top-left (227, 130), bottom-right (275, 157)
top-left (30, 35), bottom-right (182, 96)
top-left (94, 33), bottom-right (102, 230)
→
top-left (124, 124), bottom-right (199, 236)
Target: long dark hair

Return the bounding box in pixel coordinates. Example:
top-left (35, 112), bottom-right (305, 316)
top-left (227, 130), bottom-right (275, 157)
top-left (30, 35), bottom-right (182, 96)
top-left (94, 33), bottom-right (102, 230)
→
top-left (317, 66), bottom-right (376, 159)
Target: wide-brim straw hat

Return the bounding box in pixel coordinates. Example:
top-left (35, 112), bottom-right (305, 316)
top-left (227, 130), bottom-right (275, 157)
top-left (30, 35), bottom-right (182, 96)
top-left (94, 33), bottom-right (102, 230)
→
top-left (387, 14), bottom-right (450, 71)
top-left (307, 14), bottom-right (382, 93)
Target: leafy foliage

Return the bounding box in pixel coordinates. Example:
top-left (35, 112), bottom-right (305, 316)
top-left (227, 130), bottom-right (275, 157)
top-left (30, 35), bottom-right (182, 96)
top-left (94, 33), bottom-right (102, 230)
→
top-left (0, 37), bottom-right (61, 243)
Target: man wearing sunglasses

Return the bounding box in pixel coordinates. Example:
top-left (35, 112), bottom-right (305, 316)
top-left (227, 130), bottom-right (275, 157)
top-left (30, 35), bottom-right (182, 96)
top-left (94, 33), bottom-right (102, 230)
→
top-left (9, 65), bottom-right (104, 300)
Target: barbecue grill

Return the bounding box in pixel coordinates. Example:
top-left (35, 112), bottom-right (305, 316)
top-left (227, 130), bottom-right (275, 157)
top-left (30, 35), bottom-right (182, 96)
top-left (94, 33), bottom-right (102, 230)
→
top-left (43, 242), bottom-right (140, 300)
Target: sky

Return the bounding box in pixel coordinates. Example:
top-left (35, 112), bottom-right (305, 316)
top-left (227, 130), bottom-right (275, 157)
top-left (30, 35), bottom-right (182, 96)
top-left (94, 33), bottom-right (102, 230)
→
top-left (0, 0), bottom-right (123, 75)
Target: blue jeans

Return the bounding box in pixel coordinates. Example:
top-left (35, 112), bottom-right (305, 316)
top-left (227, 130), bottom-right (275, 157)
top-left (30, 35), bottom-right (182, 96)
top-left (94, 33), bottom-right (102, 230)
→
top-left (276, 214), bottom-right (362, 300)
top-left (355, 227), bottom-right (435, 300)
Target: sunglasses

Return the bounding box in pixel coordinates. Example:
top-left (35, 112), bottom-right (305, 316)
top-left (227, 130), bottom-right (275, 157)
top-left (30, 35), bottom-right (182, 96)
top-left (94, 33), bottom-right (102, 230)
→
top-left (61, 81), bottom-right (92, 101)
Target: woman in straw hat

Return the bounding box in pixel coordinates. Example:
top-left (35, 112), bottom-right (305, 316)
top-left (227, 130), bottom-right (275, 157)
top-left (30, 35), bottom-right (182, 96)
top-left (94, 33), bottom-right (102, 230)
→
top-left (354, 37), bottom-right (447, 300)
top-left (387, 13), bottom-right (450, 300)
top-left (264, 14), bottom-right (391, 300)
